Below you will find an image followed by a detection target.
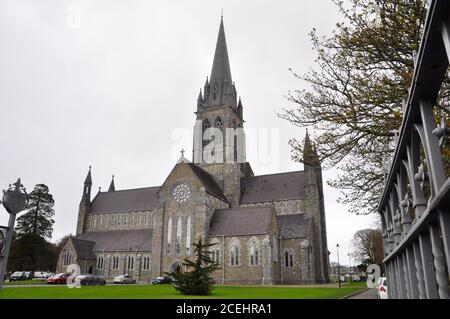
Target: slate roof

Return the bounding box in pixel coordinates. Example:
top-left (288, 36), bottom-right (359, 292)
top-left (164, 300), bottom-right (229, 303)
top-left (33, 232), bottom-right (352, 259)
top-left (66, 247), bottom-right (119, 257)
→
top-left (208, 207), bottom-right (273, 236)
top-left (71, 238), bottom-right (96, 260)
top-left (240, 171), bottom-right (305, 204)
top-left (187, 163), bottom-right (227, 202)
top-left (90, 187), bottom-right (160, 214)
top-left (76, 229), bottom-right (153, 252)
top-left (277, 214), bottom-right (310, 239)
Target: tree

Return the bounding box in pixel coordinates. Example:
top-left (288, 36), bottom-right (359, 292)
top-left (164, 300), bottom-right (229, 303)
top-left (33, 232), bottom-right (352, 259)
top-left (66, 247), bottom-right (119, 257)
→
top-left (7, 233), bottom-right (57, 272)
top-left (166, 240), bottom-right (220, 295)
top-left (279, 0), bottom-right (449, 215)
top-left (351, 228), bottom-right (384, 268)
top-left (16, 184), bottom-right (55, 239)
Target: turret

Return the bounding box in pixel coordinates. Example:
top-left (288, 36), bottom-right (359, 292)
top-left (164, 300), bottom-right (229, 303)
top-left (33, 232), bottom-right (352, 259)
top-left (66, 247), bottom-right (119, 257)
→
top-left (108, 174), bottom-right (115, 192)
top-left (76, 166), bottom-right (92, 235)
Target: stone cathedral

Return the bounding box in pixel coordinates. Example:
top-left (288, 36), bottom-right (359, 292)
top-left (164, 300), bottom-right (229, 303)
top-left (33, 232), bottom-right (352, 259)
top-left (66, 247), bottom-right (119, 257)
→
top-left (57, 17), bottom-right (330, 285)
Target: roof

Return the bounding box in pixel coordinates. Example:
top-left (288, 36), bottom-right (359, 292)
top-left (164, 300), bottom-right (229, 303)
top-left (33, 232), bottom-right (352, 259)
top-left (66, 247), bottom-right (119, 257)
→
top-left (71, 238), bottom-right (96, 260)
top-left (90, 187), bottom-right (159, 214)
top-left (277, 214), bottom-right (310, 239)
top-left (240, 171), bottom-right (305, 204)
top-left (208, 207), bottom-right (273, 236)
top-left (76, 229), bottom-right (153, 252)
top-left (187, 163), bottom-right (228, 202)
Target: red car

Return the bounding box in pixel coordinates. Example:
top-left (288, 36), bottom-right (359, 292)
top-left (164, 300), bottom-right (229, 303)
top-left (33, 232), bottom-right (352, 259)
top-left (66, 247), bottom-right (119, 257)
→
top-left (47, 273), bottom-right (69, 284)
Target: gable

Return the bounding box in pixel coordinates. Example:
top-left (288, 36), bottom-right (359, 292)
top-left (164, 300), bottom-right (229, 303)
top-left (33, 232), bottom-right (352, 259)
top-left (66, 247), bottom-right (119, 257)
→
top-left (277, 214), bottom-right (311, 239)
top-left (240, 171), bottom-right (305, 204)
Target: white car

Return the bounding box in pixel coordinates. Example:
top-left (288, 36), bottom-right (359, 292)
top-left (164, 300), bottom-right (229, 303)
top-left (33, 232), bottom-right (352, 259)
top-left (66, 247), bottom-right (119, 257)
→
top-left (33, 271), bottom-right (50, 279)
top-left (113, 274), bottom-right (136, 284)
top-left (377, 277), bottom-right (388, 299)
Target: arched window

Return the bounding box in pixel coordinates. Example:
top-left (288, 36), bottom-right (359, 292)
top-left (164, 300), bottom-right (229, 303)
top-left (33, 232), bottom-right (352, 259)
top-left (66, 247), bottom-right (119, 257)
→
top-left (112, 256), bottom-right (119, 270)
top-left (228, 238), bottom-right (241, 266)
top-left (203, 119), bottom-right (211, 131)
top-left (209, 238), bottom-right (221, 264)
top-left (97, 256), bottom-right (104, 270)
top-left (176, 217), bottom-right (182, 255)
top-left (63, 249), bottom-right (71, 266)
top-left (127, 256), bottom-right (134, 270)
top-left (213, 82), bottom-right (218, 100)
top-left (186, 216), bottom-right (192, 256)
top-left (142, 256), bottom-right (151, 270)
top-left (248, 237), bottom-right (260, 266)
top-left (214, 116), bottom-right (223, 130)
top-left (284, 249), bottom-right (294, 268)
top-left (167, 217), bottom-right (172, 254)
top-left (272, 235), bottom-right (278, 262)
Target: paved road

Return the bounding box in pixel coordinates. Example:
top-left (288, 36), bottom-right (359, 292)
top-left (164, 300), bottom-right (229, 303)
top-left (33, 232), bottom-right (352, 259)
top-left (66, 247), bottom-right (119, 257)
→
top-left (347, 288), bottom-right (378, 299)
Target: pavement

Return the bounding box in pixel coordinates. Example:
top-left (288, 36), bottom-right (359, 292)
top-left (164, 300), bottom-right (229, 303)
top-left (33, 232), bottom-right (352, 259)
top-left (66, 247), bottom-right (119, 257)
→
top-left (346, 288), bottom-right (378, 299)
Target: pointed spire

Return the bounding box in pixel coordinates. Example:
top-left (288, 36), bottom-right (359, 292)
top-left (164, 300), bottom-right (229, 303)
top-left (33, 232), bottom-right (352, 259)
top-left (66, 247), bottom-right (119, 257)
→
top-left (210, 16), bottom-right (231, 83)
top-left (84, 166), bottom-right (92, 185)
top-left (207, 16), bottom-right (232, 108)
top-left (108, 174), bottom-right (115, 192)
top-left (303, 129), bottom-right (320, 166)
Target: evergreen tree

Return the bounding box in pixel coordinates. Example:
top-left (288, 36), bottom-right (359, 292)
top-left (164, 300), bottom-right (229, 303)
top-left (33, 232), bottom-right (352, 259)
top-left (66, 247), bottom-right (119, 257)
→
top-left (7, 233), bottom-right (57, 272)
top-left (16, 184), bottom-right (55, 239)
top-left (166, 240), bottom-right (220, 295)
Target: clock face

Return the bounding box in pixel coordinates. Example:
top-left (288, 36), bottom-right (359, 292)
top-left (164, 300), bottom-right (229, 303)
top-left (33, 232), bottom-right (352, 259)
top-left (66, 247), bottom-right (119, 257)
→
top-left (171, 183), bottom-right (191, 203)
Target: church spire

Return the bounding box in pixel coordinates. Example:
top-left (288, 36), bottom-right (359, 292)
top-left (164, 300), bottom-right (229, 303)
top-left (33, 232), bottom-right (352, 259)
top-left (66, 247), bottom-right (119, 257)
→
top-left (84, 165), bottom-right (92, 185)
top-left (108, 174), bottom-right (115, 192)
top-left (207, 16), bottom-right (235, 107)
top-left (303, 129), bottom-right (320, 166)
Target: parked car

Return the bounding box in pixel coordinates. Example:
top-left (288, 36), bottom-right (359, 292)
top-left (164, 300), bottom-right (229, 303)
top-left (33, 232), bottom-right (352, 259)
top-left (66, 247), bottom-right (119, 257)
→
top-left (33, 271), bottom-right (51, 279)
top-left (76, 275), bottom-right (106, 286)
top-left (10, 271), bottom-right (27, 281)
top-left (151, 276), bottom-right (173, 285)
top-left (113, 274), bottom-right (136, 284)
top-left (351, 275), bottom-right (361, 282)
top-left (47, 273), bottom-right (69, 284)
top-left (377, 277), bottom-right (388, 299)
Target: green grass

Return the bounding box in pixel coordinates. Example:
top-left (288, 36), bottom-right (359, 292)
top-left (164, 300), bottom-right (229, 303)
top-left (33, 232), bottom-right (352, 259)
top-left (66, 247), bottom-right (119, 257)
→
top-left (3, 280), bottom-right (47, 286)
top-left (0, 284), bottom-right (364, 299)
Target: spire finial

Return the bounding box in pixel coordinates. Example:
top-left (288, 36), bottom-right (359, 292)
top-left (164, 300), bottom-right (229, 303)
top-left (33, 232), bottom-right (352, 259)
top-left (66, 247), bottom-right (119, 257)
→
top-left (108, 174), bottom-right (116, 192)
top-left (181, 149), bottom-right (185, 157)
top-left (221, 8), bottom-right (223, 19)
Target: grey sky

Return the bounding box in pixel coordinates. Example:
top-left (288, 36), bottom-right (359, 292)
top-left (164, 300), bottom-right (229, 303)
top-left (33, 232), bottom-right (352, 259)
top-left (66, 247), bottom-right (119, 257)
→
top-left (0, 0), bottom-right (376, 265)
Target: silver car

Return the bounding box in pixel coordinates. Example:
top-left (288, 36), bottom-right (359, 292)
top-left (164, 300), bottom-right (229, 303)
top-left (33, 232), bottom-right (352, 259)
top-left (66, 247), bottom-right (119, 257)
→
top-left (113, 274), bottom-right (136, 284)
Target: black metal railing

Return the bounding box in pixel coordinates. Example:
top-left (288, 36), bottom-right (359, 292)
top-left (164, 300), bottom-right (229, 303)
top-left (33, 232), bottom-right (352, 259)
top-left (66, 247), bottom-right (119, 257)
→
top-left (379, 0), bottom-right (450, 299)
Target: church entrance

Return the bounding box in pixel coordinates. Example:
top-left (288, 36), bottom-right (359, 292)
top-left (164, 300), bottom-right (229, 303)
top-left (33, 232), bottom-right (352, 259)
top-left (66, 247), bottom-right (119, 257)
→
top-left (169, 260), bottom-right (183, 274)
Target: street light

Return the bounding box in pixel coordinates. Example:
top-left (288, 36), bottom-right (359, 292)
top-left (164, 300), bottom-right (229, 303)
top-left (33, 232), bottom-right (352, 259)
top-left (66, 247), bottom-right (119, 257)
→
top-left (0, 179), bottom-right (28, 289)
top-left (348, 253), bottom-right (352, 283)
top-left (336, 243), bottom-right (341, 288)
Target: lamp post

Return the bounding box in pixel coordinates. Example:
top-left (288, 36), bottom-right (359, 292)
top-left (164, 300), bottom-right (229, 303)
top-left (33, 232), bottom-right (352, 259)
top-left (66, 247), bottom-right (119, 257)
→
top-left (348, 253), bottom-right (352, 283)
top-left (336, 243), bottom-right (341, 288)
top-left (0, 179), bottom-right (28, 290)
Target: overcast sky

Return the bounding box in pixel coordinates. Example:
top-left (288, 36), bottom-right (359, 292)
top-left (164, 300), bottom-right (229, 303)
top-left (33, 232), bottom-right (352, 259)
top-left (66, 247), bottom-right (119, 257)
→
top-left (0, 0), bottom-right (377, 265)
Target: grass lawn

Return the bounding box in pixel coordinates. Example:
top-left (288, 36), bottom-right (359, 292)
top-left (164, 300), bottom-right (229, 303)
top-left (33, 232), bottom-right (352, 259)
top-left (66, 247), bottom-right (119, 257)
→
top-left (0, 284), bottom-right (364, 299)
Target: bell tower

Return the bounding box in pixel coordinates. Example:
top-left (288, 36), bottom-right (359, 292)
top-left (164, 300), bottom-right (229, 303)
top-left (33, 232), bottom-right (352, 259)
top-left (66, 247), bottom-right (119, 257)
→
top-left (192, 16), bottom-right (250, 206)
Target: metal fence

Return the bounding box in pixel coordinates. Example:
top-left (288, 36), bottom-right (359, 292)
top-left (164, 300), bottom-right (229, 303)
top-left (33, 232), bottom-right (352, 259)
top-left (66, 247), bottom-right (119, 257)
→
top-left (379, 0), bottom-right (450, 299)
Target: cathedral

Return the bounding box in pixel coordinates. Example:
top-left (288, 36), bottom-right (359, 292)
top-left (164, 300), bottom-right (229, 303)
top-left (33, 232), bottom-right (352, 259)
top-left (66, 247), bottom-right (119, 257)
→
top-left (57, 17), bottom-right (330, 285)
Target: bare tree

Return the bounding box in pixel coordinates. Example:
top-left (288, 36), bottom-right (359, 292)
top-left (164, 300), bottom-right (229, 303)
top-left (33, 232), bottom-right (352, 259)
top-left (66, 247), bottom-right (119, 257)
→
top-left (351, 228), bottom-right (384, 268)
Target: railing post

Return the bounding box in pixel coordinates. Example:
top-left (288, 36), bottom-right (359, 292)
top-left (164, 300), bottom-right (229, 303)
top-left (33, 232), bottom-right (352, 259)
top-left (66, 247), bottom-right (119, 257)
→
top-left (418, 101), bottom-right (446, 194)
top-left (402, 252), bottom-right (411, 299)
top-left (429, 224), bottom-right (450, 299)
top-left (413, 241), bottom-right (426, 299)
top-left (419, 233), bottom-right (439, 298)
top-left (406, 246), bottom-right (419, 299)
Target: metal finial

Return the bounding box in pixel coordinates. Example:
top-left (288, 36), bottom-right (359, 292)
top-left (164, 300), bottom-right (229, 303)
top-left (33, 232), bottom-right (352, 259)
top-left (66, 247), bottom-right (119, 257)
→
top-left (181, 149), bottom-right (185, 157)
top-left (221, 9), bottom-right (223, 19)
